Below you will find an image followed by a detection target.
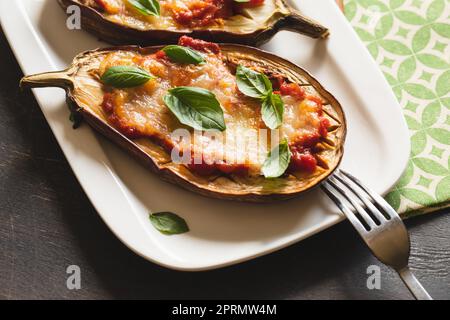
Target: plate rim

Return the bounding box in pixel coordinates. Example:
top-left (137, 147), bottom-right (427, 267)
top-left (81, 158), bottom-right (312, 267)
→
top-left (0, 0), bottom-right (410, 271)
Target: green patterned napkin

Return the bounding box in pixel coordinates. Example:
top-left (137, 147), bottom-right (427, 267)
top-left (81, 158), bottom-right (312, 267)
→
top-left (343, 0), bottom-right (449, 218)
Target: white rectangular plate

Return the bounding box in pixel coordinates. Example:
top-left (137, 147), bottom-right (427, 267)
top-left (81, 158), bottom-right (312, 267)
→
top-left (1, 0), bottom-right (410, 271)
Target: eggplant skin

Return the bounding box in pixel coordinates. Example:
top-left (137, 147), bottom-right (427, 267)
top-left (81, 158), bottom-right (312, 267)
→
top-left (21, 44), bottom-right (346, 202)
top-left (58, 0), bottom-right (329, 46)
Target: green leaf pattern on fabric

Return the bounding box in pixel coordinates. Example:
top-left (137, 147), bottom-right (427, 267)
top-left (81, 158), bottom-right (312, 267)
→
top-left (344, 0), bottom-right (450, 216)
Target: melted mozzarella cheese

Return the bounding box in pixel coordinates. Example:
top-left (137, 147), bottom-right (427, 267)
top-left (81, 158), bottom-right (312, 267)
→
top-left (98, 50), bottom-right (322, 175)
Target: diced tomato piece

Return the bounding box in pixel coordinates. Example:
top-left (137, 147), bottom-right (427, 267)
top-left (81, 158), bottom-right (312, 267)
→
top-left (191, 2), bottom-right (218, 26)
top-left (155, 50), bottom-right (167, 60)
top-left (288, 132), bottom-right (322, 173)
top-left (296, 133), bottom-right (321, 148)
top-left (319, 117), bottom-right (330, 138)
top-left (289, 150), bottom-right (317, 173)
top-left (94, 0), bottom-right (120, 14)
top-left (178, 36), bottom-right (221, 54)
top-left (101, 92), bottom-right (115, 113)
top-left (170, 0), bottom-right (231, 27)
top-left (280, 82), bottom-right (306, 100)
top-left (188, 155), bottom-right (218, 175)
top-left (174, 10), bottom-right (195, 25)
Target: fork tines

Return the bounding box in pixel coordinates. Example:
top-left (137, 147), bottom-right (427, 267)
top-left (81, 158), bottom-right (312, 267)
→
top-left (321, 169), bottom-right (400, 234)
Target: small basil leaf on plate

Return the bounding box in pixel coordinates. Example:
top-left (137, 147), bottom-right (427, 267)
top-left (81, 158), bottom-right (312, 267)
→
top-left (262, 92), bottom-right (284, 129)
top-left (101, 65), bottom-right (153, 88)
top-left (162, 45), bottom-right (205, 65)
top-left (127, 0), bottom-right (160, 17)
top-left (262, 139), bottom-right (292, 178)
top-left (236, 65), bottom-right (272, 99)
top-left (149, 212), bottom-right (189, 235)
top-left (164, 86), bottom-right (226, 131)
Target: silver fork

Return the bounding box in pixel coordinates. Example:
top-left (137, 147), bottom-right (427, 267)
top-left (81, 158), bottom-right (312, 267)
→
top-left (321, 169), bottom-right (432, 300)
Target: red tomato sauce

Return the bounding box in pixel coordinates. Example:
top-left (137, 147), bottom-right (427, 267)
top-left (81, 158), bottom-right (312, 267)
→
top-left (289, 148), bottom-right (318, 173)
top-left (288, 133), bottom-right (320, 173)
top-left (169, 0), bottom-right (232, 27)
top-left (155, 50), bottom-right (167, 60)
top-left (280, 82), bottom-right (306, 100)
top-left (169, 0), bottom-right (264, 27)
top-left (276, 77), bottom-right (330, 173)
top-left (178, 36), bottom-right (221, 54)
top-left (94, 0), bottom-right (110, 11)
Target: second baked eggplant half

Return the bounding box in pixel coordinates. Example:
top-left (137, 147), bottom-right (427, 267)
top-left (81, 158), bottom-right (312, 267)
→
top-left (21, 37), bottom-right (345, 202)
top-left (60, 0), bottom-right (329, 46)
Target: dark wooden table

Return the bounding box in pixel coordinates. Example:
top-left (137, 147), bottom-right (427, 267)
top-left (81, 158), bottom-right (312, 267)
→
top-left (0, 29), bottom-right (449, 300)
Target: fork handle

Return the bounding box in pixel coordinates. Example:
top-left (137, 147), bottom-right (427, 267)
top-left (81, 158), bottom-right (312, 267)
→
top-left (397, 267), bottom-right (432, 300)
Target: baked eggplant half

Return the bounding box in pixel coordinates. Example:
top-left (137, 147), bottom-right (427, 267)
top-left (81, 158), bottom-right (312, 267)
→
top-left (21, 37), bottom-right (345, 202)
top-left (59, 0), bottom-right (329, 46)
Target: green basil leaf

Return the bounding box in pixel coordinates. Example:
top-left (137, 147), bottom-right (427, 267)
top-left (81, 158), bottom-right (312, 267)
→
top-left (262, 92), bottom-right (284, 129)
top-left (164, 86), bottom-right (226, 131)
top-left (127, 0), bottom-right (160, 17)
top-left (149, 212), bottom-right (189, 235)
top-left (236, 65), bottom-right (272, 99)
top-left (262, 139), bottom-right (292, 178)
top-left (162, 45), bottom-right (205, 65)
top-left (101, 66), bottom-right (153, 88)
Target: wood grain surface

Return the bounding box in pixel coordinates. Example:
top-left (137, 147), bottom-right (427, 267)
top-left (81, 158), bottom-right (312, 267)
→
top-left (0, 27), bottom-right (448, 300)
